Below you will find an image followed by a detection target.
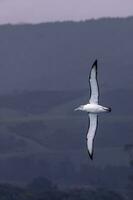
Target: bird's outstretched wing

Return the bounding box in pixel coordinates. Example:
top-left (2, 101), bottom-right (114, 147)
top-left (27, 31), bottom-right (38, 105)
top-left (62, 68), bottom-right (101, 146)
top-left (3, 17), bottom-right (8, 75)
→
top-left (89, 60), bottom-right (99, 104)
top-left (87, 113), bottom-right (98, 160)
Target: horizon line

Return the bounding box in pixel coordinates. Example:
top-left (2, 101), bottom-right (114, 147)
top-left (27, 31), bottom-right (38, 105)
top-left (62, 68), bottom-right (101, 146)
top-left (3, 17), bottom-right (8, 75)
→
top-left (0, 15), bottom-right (133, 26)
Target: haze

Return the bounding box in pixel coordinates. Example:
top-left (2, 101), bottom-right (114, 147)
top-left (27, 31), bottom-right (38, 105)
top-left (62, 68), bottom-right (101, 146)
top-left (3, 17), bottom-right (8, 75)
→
top-left (0, 0), bottom-right (133, 24)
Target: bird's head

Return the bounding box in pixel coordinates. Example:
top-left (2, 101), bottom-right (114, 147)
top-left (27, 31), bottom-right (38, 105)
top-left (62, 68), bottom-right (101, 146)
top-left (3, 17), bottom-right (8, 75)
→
top-left (74, 105), bottom-right (84, 111)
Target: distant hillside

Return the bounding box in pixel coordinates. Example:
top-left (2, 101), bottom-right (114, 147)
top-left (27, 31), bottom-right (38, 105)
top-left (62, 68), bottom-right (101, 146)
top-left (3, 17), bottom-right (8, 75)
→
top-left (0, 17), bottom-right (133, 93)
top-left (0, 89), bottom-right (132, 188)
top-left (0, 17), bottom-right (132, 191)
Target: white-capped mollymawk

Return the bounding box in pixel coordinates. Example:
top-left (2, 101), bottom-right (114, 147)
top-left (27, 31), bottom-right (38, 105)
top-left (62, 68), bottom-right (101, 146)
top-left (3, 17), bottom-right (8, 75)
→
top-left (75, 60), bottom-right (111, 160)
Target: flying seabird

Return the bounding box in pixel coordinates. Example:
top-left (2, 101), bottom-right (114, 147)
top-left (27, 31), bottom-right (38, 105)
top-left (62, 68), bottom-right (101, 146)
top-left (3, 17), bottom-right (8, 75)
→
top-left (75, 60), bottom-right (111, 160)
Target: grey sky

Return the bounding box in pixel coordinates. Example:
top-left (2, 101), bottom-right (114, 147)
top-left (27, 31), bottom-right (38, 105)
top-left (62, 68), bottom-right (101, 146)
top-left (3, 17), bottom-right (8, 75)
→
top-left (0, 0), bottom-right (133, 24)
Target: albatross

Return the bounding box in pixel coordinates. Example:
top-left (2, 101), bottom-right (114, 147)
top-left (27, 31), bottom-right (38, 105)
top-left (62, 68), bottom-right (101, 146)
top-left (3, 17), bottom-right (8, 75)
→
top-left (75, 60), bottom-right (111, 160)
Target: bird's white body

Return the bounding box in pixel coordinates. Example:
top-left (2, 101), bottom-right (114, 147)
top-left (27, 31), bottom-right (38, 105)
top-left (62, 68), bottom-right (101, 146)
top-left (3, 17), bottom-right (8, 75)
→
top-left (75, 60), bottom-right (111, 160)
top-left (75, 103), bottom-right (109, 113)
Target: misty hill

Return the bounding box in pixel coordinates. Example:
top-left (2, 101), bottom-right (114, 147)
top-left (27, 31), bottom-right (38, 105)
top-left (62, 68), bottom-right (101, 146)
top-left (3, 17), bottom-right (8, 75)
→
top-left (0, 17), bottom-right (133, 93)
top-left (0, 17), bottom-right (133, 192)
top-left (0, 89), bottom-right (132, 189)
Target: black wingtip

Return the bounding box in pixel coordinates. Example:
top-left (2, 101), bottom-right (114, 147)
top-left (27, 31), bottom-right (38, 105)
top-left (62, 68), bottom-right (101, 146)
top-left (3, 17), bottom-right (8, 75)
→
top-left (89, 59), bottom-right (98, 79)
top-left (89, 153), bottom-right (93, 160)
top-left (87, 149), bottom-right (93, 161)
top-left (92, 59), bottom-right (98, 67)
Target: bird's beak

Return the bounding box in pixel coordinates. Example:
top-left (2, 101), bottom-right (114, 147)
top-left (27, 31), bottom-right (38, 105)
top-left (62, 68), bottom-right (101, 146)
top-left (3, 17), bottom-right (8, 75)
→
top-left (74, 106), bottom-right (81, 111)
